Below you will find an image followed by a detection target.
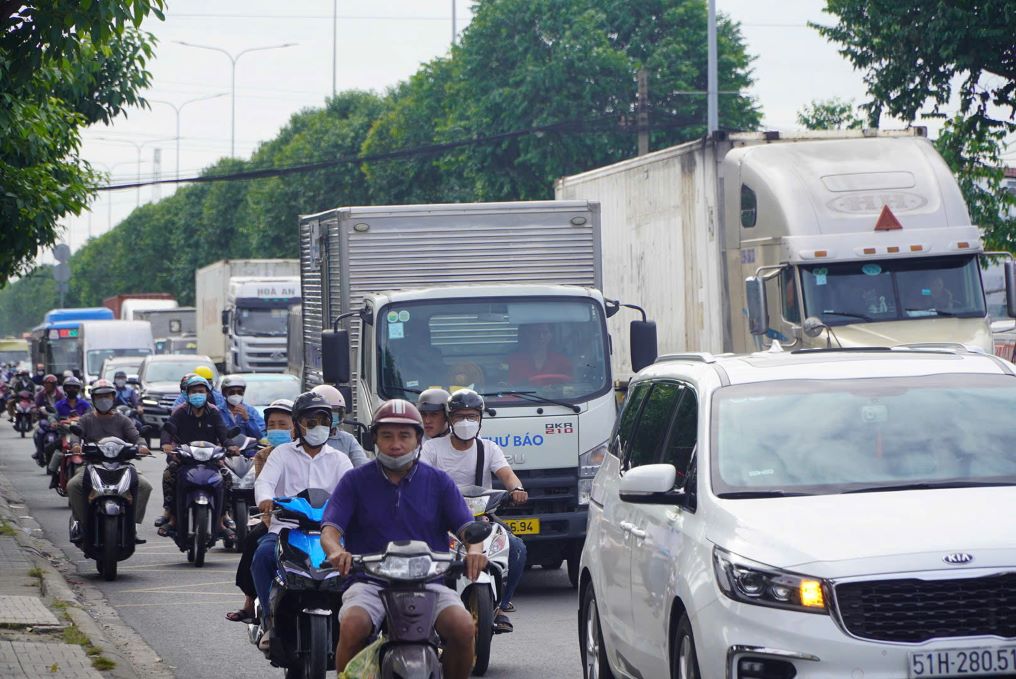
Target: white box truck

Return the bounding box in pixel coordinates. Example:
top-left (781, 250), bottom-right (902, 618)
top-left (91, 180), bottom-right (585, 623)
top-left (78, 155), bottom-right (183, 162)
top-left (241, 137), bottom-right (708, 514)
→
top-left (556, 128), bottom-right (1016, 381)
top-left (300, 201), bottom-right (656, 585)
top-left (195, 259), bottom-right (301, 373)
top-left (78, 320), bottom-right (155, 386)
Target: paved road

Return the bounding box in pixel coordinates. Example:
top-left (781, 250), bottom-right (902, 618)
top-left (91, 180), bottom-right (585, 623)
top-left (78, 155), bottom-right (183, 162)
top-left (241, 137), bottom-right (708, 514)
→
top-left (0, 425), bottom-right (582, 678)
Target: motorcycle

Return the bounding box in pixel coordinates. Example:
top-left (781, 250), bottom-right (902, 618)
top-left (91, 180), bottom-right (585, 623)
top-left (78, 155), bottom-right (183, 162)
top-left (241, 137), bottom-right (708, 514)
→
top-left (223, 436), bottom-right (260, 551)
top-left (55, 418), bottom-right (83, 497)
top-left (451, 486), bottom-right (512, 676)
top-left (346, 524), bottom-right (492, 679)
top-left (248, 488), bottom-right (345, 679)
top-left (69, 435), bottom-right (145, 582)
top-left (34, 407), bottom-right (62, 467)
top-left (13, 389), bottom-right (34, 437)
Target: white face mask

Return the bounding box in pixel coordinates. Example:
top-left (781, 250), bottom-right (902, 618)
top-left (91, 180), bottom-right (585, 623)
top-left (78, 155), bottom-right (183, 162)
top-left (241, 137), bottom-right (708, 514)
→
top-left (302, 425), bottom-right (330, 447)
top-left (452, 419), bottom-right (481, 441)
top-left (226, 394), bottom-right (244, 406)
top-left (114, 379), bottom-right (126, 388)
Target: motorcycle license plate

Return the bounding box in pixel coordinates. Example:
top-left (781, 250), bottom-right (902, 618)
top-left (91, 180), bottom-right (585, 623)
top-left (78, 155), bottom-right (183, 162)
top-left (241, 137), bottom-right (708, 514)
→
top-left (909, 646), bottom-right (1016, 677)
top-left (505, 518), bottom-right (540, 535)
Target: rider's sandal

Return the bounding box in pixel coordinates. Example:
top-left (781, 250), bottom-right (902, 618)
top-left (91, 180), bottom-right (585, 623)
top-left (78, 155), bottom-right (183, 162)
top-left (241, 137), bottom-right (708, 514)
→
top-left (225, 609), bottom-right (255, 624)
top-left (493, 612), bottom-right (514, 634)
top-left (154, 516), bottom-right (168, 528)
top-left (500, 602), bottom-right (516, 613)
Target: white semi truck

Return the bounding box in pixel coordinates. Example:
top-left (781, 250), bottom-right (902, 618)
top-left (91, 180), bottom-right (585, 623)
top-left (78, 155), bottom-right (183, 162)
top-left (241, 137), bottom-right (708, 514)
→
top-left (196, 259), bottom-right (301, 373)
top-left (299, 201), bottom-right (656, 585)
top-left (556, 128), bottom-right (1016, 381)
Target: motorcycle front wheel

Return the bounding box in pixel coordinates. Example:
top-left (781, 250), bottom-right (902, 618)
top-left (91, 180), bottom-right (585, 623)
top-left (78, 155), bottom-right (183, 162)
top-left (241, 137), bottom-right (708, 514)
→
top-left (101, 515), bottom-right (119, 581)
top-left (303, 614), bottom-right (328, 679)
top-left (466, 585), bottom-right (494, 676)
top-left (192, 505), bottom-right (209, 567)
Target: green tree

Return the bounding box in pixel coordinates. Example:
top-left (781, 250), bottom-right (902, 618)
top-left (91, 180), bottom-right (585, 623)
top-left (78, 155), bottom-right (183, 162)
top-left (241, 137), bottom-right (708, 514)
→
top-left (797, 98), bottom-right (863, 130)
top-left (0, 0), bottom-right (165, 284)
top-left (0, 266), bottom-right (57, 336)
top-left (815, 0), bottom-right (1016, 248)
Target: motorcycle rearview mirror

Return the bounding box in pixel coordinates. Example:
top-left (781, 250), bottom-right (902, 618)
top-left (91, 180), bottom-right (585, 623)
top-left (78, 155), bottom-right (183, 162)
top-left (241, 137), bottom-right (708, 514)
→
top-left (162, 421), bottom-right (177, 438)
top-left (139, 424), bottom-right (158, 439)
top-left (461, 521), bottom-right (493, 545)
top-left (225, 426), bottom-right (242, 440)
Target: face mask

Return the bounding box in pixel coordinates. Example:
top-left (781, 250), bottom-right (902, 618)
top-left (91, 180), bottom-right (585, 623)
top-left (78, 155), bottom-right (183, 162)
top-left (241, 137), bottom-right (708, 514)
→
top-left (66, 390), bottom-right (79, 400)
top-left (302, 425), bottom-right (330, 447)
top-left (266, 429), bottom-right (292, 447)
top-left (377, 450), bottom-right (417, 470)
top-left (332, 412), bottom-right (342, 427)
top-left (114, 379), bottom-right (126, 388)
top-left (227, 394), bottom-right (243, 406)
top-left (188, 393), bottom-right (207, 408)
top-left (94, 398), bottom-right (115, 413)
top-left (452, 419), bottom-right (481, 441)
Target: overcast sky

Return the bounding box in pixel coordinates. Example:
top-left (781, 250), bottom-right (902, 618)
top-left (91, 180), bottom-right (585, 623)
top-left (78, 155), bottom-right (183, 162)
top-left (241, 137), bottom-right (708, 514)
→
top-left (55, 0), bottom-right (911, 255)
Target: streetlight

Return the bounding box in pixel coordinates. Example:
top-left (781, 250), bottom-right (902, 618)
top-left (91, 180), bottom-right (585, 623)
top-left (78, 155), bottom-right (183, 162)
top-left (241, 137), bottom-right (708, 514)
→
top-left (149, 92), bottom-right (227, 179)
top-left (90, 137), bottom-right (172, 206)
top-left (174, 40), bottom-right (298, 157)
top-left (91, 160), bottom-right (142, 233)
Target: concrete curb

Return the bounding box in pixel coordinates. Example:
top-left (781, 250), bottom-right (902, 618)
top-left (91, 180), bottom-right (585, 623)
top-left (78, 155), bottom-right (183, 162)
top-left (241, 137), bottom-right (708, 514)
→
top-left (0, 471), bottom-right (173, 679)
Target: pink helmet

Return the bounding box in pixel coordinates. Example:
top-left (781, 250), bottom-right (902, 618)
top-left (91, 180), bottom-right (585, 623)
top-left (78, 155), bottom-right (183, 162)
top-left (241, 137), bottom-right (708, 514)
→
top-left (370, 399), bottom-right (424, 436)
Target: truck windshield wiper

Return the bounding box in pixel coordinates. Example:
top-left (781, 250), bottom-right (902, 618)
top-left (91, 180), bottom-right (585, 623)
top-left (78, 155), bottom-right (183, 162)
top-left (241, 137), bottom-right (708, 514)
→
top-left (381, 384), bottom-right (421, 396)
top-left (841, 480), bottom-right (1016, 494)
top-left (480, 390), bottom-right (581, 413)
top-left (819, 310), bottom-right (874, 321)
top-left (715, 490), bottom-right (811, 499)
top-left (905, 308), bottom-right (958, 317)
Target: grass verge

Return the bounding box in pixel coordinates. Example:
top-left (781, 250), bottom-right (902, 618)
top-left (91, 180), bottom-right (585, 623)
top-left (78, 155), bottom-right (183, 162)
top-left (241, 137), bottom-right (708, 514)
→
top-left (60, 615), bottom-right (117, 671)
top-left (0, 520), bottom-right (16, 536)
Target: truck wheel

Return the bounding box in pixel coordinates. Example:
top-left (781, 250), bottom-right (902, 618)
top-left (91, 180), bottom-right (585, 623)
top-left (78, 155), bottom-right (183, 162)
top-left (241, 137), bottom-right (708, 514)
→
top-left (580, 586), bottom-right (614, 679)
top-left (192, 505), bottom-right (208, 567)
top-left (671, 614), bottom-right (700, 679)
top-left (466, 585), bottom-right (494, 676)
top-left (101, 515), bottom-right (118, 581)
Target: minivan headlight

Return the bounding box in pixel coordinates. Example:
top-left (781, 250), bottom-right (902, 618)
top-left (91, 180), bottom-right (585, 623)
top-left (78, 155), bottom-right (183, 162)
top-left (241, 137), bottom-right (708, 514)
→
top-left (712, 547), bottom-right (828, 614)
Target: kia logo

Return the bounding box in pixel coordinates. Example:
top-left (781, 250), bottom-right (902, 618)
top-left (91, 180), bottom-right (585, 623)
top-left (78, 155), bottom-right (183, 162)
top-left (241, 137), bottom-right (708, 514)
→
top-left (943, 553), bottom-right (974, 565)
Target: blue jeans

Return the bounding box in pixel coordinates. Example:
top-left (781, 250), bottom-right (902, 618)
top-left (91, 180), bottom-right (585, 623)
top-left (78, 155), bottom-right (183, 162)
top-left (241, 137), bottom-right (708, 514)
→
top-left (502, 533), bottom-right (527, 608)
top-left (250, 532), bottom-right (279, 623)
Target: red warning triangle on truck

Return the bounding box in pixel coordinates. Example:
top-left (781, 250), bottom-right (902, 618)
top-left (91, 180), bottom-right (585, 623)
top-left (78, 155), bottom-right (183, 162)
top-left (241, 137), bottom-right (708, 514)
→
top-left (874, 205), bottom-right (903, 231)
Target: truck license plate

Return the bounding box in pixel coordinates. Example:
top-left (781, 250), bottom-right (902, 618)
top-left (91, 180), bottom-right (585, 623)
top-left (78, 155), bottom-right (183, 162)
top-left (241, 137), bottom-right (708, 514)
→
top-left (505, 518), bottom-right (540, 535)
top-left (909, 646), bottom-right (1016, 677)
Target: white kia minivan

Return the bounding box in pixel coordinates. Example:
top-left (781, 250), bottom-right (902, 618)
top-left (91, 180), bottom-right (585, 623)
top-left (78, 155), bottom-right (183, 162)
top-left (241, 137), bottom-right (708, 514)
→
top-left (579, 345), bottom-right (1016, 679)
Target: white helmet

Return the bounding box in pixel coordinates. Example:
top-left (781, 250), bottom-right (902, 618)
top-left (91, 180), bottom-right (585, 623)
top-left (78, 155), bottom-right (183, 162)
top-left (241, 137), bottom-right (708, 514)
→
top-left (311, 384), bottom-right (346, 409)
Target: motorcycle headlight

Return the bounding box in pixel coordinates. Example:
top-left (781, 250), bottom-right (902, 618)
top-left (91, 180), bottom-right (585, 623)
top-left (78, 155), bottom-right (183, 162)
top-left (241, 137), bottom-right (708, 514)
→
top-left (188, 446), bottom-right (215, 462)
top-left (98, 440), bottom-right (124, 460)
top-left (712, 547), bottom-right (828, 615)
top-left (365, 554), bottom-right (450, 581)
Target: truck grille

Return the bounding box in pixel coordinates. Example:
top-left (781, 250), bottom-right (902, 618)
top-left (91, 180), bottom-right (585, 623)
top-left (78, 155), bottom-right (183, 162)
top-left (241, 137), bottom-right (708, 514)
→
top-left (496, 468), bottom-right (579, 517)
top-left (835, 573), bottom-right (1016, 643)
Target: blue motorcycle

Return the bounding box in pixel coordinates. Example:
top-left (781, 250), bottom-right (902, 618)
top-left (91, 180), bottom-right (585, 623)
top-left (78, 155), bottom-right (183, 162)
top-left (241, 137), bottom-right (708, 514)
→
top-left (171, 440), bottom-right (227, 567)
top-left (250, 488), bottom-right (345, 679)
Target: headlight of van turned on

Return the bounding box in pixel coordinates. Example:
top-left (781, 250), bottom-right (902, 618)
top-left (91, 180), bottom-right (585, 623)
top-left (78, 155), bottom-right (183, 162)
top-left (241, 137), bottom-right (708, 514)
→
top-left (712, 546), bottom-right (828, 614)
top-left (141, 398), bottom-right (158, 408)
top-left (577, 442), bottom-right (608, 505)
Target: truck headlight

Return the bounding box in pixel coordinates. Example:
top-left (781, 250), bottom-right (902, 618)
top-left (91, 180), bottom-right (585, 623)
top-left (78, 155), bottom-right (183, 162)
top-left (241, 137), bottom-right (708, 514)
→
top-left (141, 398), bottom-right (158, 408)
top-left (712, 547), bottom-right (828, 614)
top-left (577, 442), bottom-right (607, 505)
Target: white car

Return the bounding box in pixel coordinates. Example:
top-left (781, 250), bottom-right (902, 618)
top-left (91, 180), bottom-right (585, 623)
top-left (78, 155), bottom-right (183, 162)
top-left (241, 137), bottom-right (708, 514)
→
top-left (579, 345), bottom-right (1016, 679)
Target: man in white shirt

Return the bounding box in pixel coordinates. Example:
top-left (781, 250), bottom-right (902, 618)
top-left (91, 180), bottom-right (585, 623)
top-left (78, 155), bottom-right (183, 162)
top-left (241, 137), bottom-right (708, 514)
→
top-left (420, 388), bottom-right (528, 632)
top-left (250, 391), bottom-right (353, 647)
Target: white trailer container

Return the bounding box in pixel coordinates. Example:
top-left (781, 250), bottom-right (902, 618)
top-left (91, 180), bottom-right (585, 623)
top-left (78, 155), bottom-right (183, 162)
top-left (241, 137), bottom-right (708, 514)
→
top-left (195, 259), bottom-right (300, 371)
top-left (120, 298), bottom-right (177, 321)
top-left (300, 201), bottom-right (654, 582)
top-left (78, 320), bottom-right (155, 385)
top-left (556, 129), bottom-right (1013, 381)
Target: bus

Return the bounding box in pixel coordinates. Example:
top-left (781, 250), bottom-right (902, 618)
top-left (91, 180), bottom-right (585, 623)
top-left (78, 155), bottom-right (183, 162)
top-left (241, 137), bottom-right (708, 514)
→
top-left (31, 307), bottom-right (114, 377)
top-left (0, 337), bottom-right (30, 369)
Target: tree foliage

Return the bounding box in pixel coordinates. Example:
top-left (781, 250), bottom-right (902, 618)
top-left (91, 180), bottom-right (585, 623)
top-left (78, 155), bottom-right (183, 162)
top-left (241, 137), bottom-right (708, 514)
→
top-left (815, 0), bottom-right (1016, 248)
top-left (0, 0), bottom-right (164, 284)
top-left (796, 98), bottom-right (863, 130)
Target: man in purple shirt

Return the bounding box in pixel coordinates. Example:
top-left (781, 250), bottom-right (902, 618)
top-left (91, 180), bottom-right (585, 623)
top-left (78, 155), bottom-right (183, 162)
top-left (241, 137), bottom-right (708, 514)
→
top-left (321, 399), bottom-right (485, 679)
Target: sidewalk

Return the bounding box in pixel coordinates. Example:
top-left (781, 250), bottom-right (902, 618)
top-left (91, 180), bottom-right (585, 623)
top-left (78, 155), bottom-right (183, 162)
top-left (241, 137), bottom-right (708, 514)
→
top-left (0, 476), bottom-right (148, 678)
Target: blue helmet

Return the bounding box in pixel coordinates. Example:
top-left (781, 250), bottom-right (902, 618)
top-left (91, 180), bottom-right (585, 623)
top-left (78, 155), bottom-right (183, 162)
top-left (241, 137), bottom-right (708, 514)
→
top-left (183, 375), bottom-right (211, 391)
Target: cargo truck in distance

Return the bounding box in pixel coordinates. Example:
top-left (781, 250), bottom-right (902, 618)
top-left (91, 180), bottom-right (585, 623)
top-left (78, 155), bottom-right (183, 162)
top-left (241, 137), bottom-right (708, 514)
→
top-left (299, 202), bottom-right (656, 586)
top-left (196, 259), bottom-right (300, 373)
top-left (135, 307), bottom-right (197, 355)
top-left (556, 128), bottom-right (1016, 382)
top-left (102, 293), bottom-right (177, 320)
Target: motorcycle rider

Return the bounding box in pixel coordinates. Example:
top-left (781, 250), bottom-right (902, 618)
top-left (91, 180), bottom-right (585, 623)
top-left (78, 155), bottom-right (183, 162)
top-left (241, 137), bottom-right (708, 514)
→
top-left (157, 374), bottom-right (234, 536)
top-left (226, 398), bottom-right (294, 624)
top-left (321, 399), bottom-right (484, 678)
top-left (421, 388), bottom-right (529, 633)
top-left (113, 370), bottom-right (140, 409)
top-left (310, 384), bottom-right (368, 467)
top-left (250, 392), bottom-right (353, 650)
top-left (417, 387), bottom-right (451, 441)
top-left (172, 365), bottom-right (227, 412)
top-left (220, 376), bottom-right (265, 440)
top-left (31, 363), bottom-right (46, 386)
top-left (66, 379), bottom-right (152, 544)
top-left (7, 369), bottom-right (35, 420)
top-left (47, 376), bottom-right (92, 486)
top-left (32, 375), bottom-right (63, 462)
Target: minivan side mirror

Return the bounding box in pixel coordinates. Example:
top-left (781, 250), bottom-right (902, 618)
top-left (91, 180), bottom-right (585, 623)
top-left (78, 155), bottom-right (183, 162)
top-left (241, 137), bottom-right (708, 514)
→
top-left (630, 320), bottom-right (658, 373)
top-left (1005, 260), bottom-right (1016, 319)
top-left (321, 329), bottom-right (351, 384)
top-left (619, 463), bottom-right (685, 505)
top-left (745, 276), bottom-right (769, 336)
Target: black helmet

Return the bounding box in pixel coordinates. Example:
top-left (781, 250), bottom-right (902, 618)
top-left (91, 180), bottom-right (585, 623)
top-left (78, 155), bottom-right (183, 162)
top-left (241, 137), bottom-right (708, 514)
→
top-left (291, 391), bottom-right (332, 423)
top-left (446, 388), bottom-right (485, 416)
top-left (417, 388), bottom-right (451, 413)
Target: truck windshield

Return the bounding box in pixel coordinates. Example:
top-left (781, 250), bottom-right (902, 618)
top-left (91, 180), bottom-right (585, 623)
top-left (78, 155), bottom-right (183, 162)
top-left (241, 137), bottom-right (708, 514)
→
top-left (377, 297), bottom-right (610, 405)
top-left (235, 308), bottom-right (288, 336)
top-left (800, 255), bottom-right (985, 325)
top-left (87, 348), bottom-right (151, 376)
top-left (711, 374), bottom-right (1016, 497)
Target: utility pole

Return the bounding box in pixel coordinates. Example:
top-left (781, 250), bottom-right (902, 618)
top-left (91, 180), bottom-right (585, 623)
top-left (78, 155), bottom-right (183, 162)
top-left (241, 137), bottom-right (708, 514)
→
top-left (707, 0), bottom-right (718, 135)
top-left (332, 0), bottom-right (337, 97)
top-left (151, 148), bottom-right (162, 202)
top-left (637, 68), bottom-right (650, 156)
top-left (451, 0), bottom-right (456, 45)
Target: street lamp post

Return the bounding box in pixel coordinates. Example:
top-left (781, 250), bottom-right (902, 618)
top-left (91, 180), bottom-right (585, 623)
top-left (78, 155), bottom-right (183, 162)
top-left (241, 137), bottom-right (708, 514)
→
top-left (150, 93), bottom-right (227, 179)
top-left (90, 137), bottom-right (172, 207)
top-left (174, 41), bottom-right (297, 157)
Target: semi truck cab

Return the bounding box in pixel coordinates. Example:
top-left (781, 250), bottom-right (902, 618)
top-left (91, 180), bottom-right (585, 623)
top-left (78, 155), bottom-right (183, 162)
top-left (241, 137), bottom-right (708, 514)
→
top-left (222, 277), bottom-right (300, 373)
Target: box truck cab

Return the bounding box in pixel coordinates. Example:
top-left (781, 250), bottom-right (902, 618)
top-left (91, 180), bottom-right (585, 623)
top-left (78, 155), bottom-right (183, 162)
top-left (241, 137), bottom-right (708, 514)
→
top-left (222, 277), bottom-right (300, 373)
top-left (78, 320), bottom-right (155, 385)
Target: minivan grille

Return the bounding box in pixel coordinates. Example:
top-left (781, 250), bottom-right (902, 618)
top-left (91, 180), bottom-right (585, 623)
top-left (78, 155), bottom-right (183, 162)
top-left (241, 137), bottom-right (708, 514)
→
top-left (835, 573), bottom-right (1016, 643)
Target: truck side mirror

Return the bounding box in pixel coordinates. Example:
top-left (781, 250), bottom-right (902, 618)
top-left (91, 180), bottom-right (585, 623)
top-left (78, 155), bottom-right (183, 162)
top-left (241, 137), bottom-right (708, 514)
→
top-left (361, 428), bottom-right (375, 453)
top-left (338, 385), bottom-right (353, 411)
top-left (1005, 261), bottom-right (1016, 319)
top-left (321, 329), bottom-right (350, 384)
top-left (745, 276), bottom-right (769, 336)
top-left (630, 320), bottom-right (658, 373)
top-left (220, 309), bottom-right (231, 334)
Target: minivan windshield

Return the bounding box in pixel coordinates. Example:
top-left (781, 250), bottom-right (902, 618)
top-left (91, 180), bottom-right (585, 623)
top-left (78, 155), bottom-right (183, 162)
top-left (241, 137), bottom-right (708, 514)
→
top-left (87, 348), bottom-right (151, 376)
top-left (377, 297), bottom-right (610, 405)
top-left (711, 373), bottom-right (1016, 497)
top-left (800, 255), bottom-right (985, 325)
top-left (143, 360), bottom-right (216, 384)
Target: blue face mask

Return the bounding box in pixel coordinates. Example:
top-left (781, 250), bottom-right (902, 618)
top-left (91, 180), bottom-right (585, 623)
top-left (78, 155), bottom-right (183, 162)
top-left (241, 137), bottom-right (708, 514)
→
top-left (265, 429), bottom-right (292, 447)
top-left (187, 393), bottom-right (207, 408)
